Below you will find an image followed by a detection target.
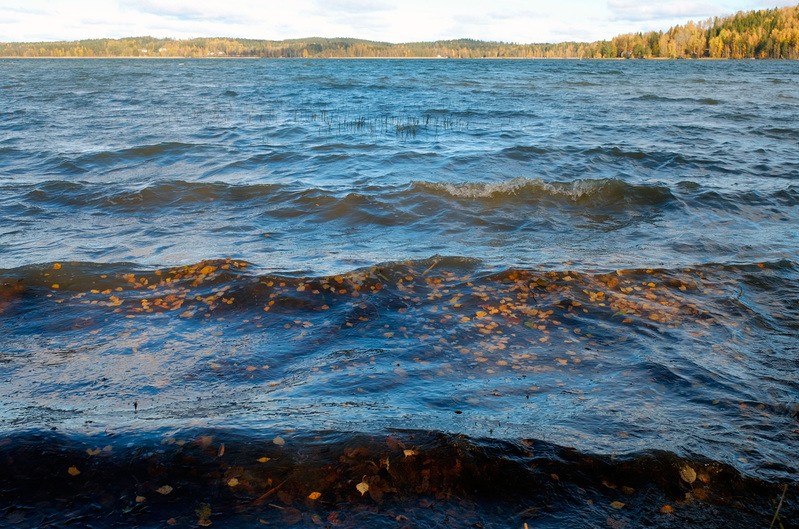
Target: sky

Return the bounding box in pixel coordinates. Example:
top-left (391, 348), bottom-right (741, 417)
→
top-left (0, 0), bottom-right (796, 44)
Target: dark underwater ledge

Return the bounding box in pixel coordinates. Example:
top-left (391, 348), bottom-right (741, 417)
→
top-left (0, 428), bottom-right (794, 529)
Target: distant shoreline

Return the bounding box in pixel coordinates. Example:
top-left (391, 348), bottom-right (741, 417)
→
top-left (0, 55), bottom-right (752, 61)
top-left (3, 6), bottom-right (798, 61)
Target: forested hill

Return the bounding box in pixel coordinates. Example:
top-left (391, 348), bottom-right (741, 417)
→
top-left (1, 5), bottom-right (798, 59)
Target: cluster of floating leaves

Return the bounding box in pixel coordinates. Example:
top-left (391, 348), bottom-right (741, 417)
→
top-left (29, 258), bottom-right (723, 380)
top-left (38, 258), bottom-right (709, 324)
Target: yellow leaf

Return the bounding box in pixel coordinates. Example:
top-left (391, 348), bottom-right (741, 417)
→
top-left (52, 284), bottom-right (60, 289)
top-left (227, 478), bottom-right (239, 487)
top-left (53, 263), bottom-right (62, 270)
top-left (135, 496), bottom-right (146, 503)
top-left (403, 449), bottom-right (418, 458)
top-left (679, 464), bottom-right (697, 484)
top-left (273, 436), bottom-right (286, 446)
top-left (660, 504), bottom-right (674, 514)
top-left (610, 501), bottom-right (625, 509)
top-left (67, 466), bottom-right (80, 476)
top-left (475, 311), bottom-right (488, 318)
top-left (257, 457), bottom-right (271, 463)
top-left (356, 480), bottom-right (369, 496)
top-left (156, 485), bottom-right (173, 495)
top-left (308, 491), bottom-right (322, 500)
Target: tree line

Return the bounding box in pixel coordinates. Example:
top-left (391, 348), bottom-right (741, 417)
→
top-left (1, 5), bottom-right (798, 59)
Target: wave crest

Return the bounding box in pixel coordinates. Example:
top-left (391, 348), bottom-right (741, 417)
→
top-left (414, 177), bottom-right (675, 207)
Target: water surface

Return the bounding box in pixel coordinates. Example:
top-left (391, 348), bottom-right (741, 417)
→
top-left (1, 59), bottom-right (797, 528)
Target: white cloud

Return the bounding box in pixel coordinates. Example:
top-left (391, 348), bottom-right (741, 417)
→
top-left (606, 1), bottom-right (720, 22)
top-left (0, 1), bottom-right (794, 44)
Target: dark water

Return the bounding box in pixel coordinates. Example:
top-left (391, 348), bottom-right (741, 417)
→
top-left (1, 59), bottom-right (797, 528)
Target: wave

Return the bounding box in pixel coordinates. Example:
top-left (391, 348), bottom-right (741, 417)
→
top-left (3, 256), bottom-right (796, 314)
top-left (7, 177), bottom-right (799, 232)
top-left (753, 126), bottom-right (799, 141)
top-left (634, 94), bottom-right (721, 105)
top-left (2, 257), bottom-right (797, 492)
top-left (414, 177), bottom-right (677, 207)
top-left (0, 429), bottom-right (792, 529)
top-left (75, 141), bottom-right (201, 166)
top-left (8, 177), bottom-right (677, 209)
top-left (500, 144), bottom-right (727, 173)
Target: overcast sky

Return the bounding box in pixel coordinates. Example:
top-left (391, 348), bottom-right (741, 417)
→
top-left (1, 0), bottom-right (796, 44)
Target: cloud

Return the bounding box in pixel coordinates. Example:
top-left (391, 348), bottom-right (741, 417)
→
top-left (0, 0), bottom-right (794, 44)
top-left (118, 0), bottom-right (251, 25)
top-left (313, 0), bottom-right (394, 15)
top-left (755, 0), bottom-right (799, 6)
top-left (606, 1), bottom-right (721, 23)
top-left (3, 5), bottom-right (47, 15)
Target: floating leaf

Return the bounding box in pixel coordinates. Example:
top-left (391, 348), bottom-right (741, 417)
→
top-left (308, 491), bottom-right (322, 500)
top-left (67, 466), bottom-right (80, 476)
top-left (610, 501), bottom-right (625, 509)
top-left (197, 502), bottom-right (213, 526)
top-left (156, 485), bottom-right (173, 495)
top-left (679, 464), bottom-right (697, 484)
top-left (403, 449), bottom-right (418, 458)
top-left (356, 480), bottom-right (369, 496)
top-left (135, 496), bottom-right (146, 503)
top-left (227, 478), bottom-right (239, 487)
top-left (273, 436), bottom-right (286, 446)
top-left (257, 457), bottom-right (271, 463)
top-left (660, 504), bottom-right (674, 514)
top-left (53, 263), bottom-right (61, 270)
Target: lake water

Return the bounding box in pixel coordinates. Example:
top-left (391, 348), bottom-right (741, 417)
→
top-left (1, 58), bottom-right (797, 528)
